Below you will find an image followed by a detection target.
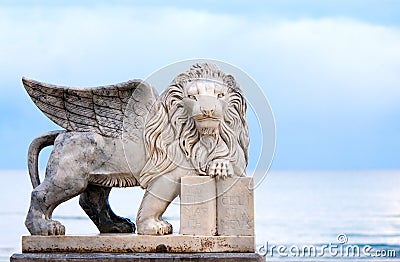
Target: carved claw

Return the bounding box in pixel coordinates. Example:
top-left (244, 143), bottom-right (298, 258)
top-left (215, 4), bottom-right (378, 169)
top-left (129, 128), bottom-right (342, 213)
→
top-left (26, 218), bottom-right (65, 236)
top-left (137, 218), bottom-right (173, 235)
top-left (208, 159), bottom-right (234, 179)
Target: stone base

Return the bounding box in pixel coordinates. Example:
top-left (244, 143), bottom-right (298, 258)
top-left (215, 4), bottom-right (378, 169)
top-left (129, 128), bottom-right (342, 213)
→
top-left (22, 235), bottom-right (254, 253)
top-left (11, 253), bottom-right (265, 261)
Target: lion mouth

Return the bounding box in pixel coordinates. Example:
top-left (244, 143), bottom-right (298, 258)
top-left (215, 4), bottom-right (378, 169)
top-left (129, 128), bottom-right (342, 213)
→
top-left (193, 115), bottom-right (220, 122)
top-left (193, 116), bottom-right (220, 137)
top-left (199, 127), bottom-right (218, 137)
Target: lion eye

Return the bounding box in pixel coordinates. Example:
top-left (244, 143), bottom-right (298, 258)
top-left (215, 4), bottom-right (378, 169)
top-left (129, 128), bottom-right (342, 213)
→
top-left (217, 93), bottom-right (225, 99)
top-left (188, 95), bottom-right (197, 101)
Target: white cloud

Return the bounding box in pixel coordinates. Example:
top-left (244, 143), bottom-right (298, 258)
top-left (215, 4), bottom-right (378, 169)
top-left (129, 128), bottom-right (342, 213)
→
top-left (253, 18), bottom-right (400, 108)
top-left (1, 5), bottom-right (399, 113)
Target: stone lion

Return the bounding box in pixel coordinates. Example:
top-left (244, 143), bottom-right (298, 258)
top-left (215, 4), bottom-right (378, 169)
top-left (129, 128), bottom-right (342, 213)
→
top-left (23, 63), bottom-right (249, 236)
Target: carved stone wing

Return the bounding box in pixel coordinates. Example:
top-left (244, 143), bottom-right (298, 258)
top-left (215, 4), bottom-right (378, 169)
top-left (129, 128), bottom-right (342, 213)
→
top-left (22, 77), bottom-right (157, 138)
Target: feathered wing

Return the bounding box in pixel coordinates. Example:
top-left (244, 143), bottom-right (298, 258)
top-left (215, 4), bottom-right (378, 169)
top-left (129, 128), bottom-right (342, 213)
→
top-left (22, 77), bottom-right (157, 138)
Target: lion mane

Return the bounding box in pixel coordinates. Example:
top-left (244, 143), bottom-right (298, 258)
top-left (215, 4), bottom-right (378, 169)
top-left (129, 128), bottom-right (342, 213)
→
top-left (139, 63), bottom-right (249, 187)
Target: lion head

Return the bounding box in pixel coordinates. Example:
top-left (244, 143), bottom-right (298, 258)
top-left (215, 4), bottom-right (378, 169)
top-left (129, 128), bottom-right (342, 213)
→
top-left (139, 63), bottom-right (249, 187)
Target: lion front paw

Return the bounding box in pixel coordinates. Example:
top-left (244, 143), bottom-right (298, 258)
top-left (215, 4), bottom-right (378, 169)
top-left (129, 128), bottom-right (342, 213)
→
top-left (208, 159), bottom-right (234, 179)
top-left (137, 218), bottom-right (173, 235)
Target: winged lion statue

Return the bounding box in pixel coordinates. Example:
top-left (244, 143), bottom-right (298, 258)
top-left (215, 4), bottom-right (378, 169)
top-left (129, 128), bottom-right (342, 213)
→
top-left (23, 63), bottom-right (249, 235)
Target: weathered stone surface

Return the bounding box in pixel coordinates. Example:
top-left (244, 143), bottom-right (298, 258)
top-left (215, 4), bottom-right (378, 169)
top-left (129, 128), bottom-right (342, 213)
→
top-left (21, 235), bottom-right (255, 253)
top-left (180, 176), bottom-right (217, 235)
top-left (22, 63), bottom-right (250, 236)
top-left (216, 177), bottom-right (254, 236)
top-left (11, 252), bottom-right (265, 262)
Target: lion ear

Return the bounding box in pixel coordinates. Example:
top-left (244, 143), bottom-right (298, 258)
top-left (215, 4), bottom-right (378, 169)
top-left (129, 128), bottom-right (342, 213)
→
top-left (173, 73), bottom-right (190, 87)
top-left (223, 74), bottom-right (239, 90)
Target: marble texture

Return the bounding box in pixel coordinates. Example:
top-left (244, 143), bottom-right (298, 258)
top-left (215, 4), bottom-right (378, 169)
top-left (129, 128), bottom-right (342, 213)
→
top-left (217, 177), bottom-right (254, 236)
top-left (11, 252), bottom-right (264, 262)
top-left (21, 235), bottom-right (255, 253)
top-left (22, 63), bottom-right (249, 236)
top-left (180, 176), bottom-right (255, 237)
top-left (180, 176), bottom-right (217, 235)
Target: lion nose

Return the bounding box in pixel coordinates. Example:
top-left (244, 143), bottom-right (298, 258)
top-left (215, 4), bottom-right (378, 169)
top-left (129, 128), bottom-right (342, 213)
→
top-left (200, 106), bottom-right (215, 117)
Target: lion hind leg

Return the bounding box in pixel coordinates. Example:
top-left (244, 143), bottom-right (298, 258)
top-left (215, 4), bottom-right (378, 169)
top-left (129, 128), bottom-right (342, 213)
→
top-left (79, 184), bottom-right (135, 233)
top-left (25, 144), bottom-right (90, 236)
top-left (25, 175), bottom-right (88, 236)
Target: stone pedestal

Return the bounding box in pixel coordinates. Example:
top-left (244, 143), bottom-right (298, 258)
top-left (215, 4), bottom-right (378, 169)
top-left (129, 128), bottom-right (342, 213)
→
top-left (11, 235), bottom-right (263, 261)
top-left (11, 252), bottom-right (265, 261)
top-left (21, 235), bottom-right (254, 253)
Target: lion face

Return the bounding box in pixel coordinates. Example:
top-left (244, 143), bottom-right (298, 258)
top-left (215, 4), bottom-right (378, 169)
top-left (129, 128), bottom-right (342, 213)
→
top-left (140, 63), bottom-right (249, 186)
top-left (182, 80), bottom-right (228, 137)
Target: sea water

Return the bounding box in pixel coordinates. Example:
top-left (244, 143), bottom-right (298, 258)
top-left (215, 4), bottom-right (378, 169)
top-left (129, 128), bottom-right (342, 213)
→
top-left (0, 170), bottom-right (399, 261)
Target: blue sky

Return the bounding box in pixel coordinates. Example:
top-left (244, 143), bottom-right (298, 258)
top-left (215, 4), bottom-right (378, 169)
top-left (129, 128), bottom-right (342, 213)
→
top-left (1, 0), bottom-right (400, 170)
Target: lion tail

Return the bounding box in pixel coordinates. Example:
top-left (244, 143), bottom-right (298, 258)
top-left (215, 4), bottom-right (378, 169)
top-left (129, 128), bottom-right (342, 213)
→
top-left (28, 130), bottom-right (65, 188)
